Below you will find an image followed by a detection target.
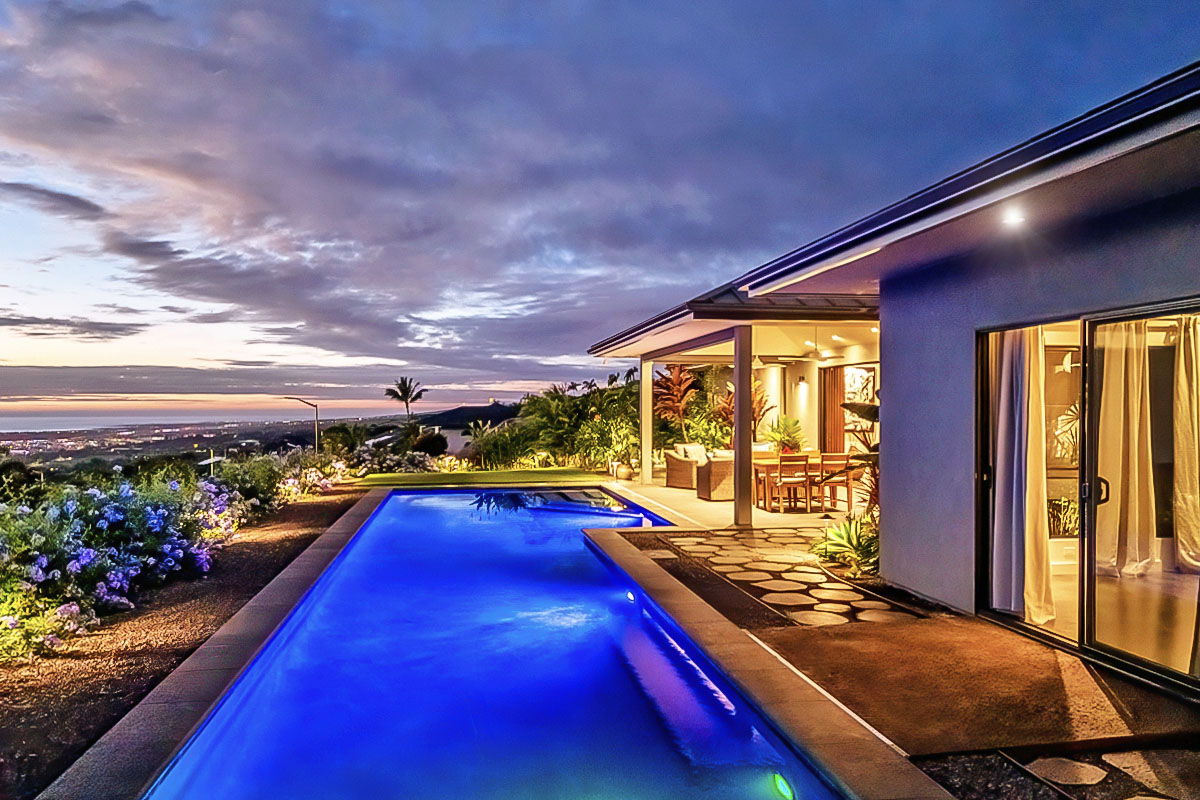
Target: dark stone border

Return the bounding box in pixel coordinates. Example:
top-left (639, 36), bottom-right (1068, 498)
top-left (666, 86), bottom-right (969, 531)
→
top-left (36, 488), bottom-right (392, 800)
top-left (584, 526), bottom-right (956, 800)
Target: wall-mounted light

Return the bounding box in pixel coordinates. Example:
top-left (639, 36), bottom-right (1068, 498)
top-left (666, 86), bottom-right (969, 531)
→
top-left (831, 334), bottom-right (843, 342)
top-left (1002, 205), bottom-right (1025, 229)
top-left (870, 326), bottom-right (879, 334)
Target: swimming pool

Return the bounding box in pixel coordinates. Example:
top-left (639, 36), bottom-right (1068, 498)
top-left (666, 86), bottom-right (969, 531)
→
top-left (141, 489), bottom-right (839, 799)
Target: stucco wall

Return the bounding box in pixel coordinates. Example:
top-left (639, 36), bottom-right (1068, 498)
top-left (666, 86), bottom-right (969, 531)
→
top-left (879, 193), bottom-right (1200, 612)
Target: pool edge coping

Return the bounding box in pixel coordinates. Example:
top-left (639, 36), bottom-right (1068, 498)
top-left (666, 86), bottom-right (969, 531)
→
top-left (583, 520), bottom-right (955, 800)
top-left (35, 487), bottom-right (393, 800)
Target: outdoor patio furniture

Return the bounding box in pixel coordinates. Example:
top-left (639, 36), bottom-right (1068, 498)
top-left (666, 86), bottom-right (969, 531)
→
top-left (664, 443), bottom-right (707, 489)
top-left (756, 454), bottom-right (813, 512)
top-left (819, 453), bottom-right (856, 511)
top-left (696, 456), bottom-right (734, 501)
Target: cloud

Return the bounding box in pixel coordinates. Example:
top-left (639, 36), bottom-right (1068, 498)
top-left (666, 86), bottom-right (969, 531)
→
top-left (0, 181), bottom-right (107, 220)
top-left (0, 312), bottom-right (147, 340)
top-left (1, 0), bottom-right (1199, 407)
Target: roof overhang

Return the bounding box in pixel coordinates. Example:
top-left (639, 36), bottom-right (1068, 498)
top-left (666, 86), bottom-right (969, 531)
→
top-left (588, 293), bottom-right (878, 359)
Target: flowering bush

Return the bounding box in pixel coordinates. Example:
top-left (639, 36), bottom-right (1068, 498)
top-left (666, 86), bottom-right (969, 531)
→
top-left (0, 448), bottom-right (346, 663)
top-left (351, 448), bottom-right (437, 475)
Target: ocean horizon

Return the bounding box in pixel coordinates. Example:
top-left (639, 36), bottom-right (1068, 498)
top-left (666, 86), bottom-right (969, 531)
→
top-left (0, 408), bottom-right (408, 435)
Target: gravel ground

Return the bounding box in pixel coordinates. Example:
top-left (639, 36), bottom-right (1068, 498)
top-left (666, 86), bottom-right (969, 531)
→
top-left (0, 487), bottom-right (365, 800)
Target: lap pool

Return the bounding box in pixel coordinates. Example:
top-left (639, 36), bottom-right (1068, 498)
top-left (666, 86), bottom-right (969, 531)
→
top-left (141, 489), bottom-right (838, 799)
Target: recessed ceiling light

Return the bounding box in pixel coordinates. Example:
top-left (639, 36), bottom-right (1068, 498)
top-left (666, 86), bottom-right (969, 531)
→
top-left (1002, 206), bottom-right (1025, 228)
top-left (804, 340), bottom-right (815, 347)
top-left (870, 326), bottom-right (879, 333)
top-left (831, 334), bottom-right (843, 342)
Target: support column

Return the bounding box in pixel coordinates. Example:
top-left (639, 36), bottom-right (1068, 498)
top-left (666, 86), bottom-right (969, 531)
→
top-left (639, 358), bottom-right (654, 484)
top-left (732, 325), bottom-right (753, 527)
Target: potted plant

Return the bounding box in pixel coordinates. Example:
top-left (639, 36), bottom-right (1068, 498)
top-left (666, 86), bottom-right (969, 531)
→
top-left (763, 415), bottom-right (808, 453)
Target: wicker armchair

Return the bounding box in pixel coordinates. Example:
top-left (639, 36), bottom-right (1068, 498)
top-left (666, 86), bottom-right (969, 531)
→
top-left (696, 457), bottom-right (734, 501)
top-left (664, 443), bottom-right (707, 489)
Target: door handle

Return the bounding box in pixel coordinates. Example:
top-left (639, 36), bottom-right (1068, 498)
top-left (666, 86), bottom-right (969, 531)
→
top-left (1097, 476), bottom-right (1110, 505)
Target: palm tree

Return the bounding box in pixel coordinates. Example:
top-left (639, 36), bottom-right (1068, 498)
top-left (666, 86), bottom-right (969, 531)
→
top-left (385, 376), bottom-right (427, 419)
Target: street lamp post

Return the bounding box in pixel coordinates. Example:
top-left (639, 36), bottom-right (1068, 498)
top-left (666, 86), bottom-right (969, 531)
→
top-left (284, 397), bottom-right (320, 452)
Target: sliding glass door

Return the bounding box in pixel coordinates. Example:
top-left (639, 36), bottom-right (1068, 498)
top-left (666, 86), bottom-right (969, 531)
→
top-left (1087, 309), bottom-right (1200, 679)
top-left (984, 321), bottom-right (1082, 641)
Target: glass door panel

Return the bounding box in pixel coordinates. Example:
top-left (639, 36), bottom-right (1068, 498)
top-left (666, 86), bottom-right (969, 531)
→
top-left (1089, 312), bottom-right (1200, 677)
top-left (986, 321), bottom-right (1082, 640)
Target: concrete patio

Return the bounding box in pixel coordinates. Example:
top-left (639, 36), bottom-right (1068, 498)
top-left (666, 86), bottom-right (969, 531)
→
top-left (610, 478), bottom-right (1200, 800)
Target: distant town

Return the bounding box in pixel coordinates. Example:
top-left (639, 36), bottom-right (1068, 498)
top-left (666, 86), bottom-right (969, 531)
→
top-left (0, 402), bottom-right (518, 469)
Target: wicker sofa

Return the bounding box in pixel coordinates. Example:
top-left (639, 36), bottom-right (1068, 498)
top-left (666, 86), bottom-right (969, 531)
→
top-left (696, 456), bottom-right (734, 501)
top-left (663, 443), bottom-right (707, 489)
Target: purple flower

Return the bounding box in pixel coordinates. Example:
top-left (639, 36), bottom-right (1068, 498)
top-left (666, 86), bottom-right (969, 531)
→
top-left (41, 634), bottom-right (62, 648)
top-left (55, 602), bottom-right (80, 618)
top-left (77, 548), bottom-right (96, 567)
top-left (28, 565), bottom-right (45, 583)
top-left (168, 480), bottom-right (180, 491)
top-left (66, 560), bottom-right (80, 574)
top-left (65, 499), bottom-right (78, 515)
top-left (34, 554), bottom-right (48, 569)
top-left (118, 482), bottom-right (133, 498)
top-left (85, 488), bottom-right (103, 499)
top-left (0, 616), bottom-right (17, 629)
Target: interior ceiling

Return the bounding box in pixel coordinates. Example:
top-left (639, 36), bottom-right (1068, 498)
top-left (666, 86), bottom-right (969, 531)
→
top-left (767, 124), bottom-right (1200, 296)
top-left (651, 320), bottom-right (879, 363)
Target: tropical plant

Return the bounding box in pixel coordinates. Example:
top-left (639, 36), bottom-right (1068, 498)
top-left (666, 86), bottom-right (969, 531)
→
top-left (819, 400), bottom-right (880, 517)
top-left (322, 422), bottom-right (397, 455)
top-left (682, 412), bottom-right (731, 451)
top-left (812, 516), bottom-right (880, 577)
top-left (466, 421), bottom-right (539, 470)
top-left (653, 365), bottom-right (698, 427)
top-left (713, 379), bottom-right (776, 435)
top-left (763, 415), bottom-right (808, 453)
top-left (385, 376), bottom-right (427, 418)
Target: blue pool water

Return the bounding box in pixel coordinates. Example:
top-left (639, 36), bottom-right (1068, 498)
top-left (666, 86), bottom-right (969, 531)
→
top-left (143, 490), bottom-right (838, 799)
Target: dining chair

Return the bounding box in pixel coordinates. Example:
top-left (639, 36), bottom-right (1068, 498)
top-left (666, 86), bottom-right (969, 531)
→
top-left (766, 453), bottom-right (811, 512)
top-left (819, 453), bottom-right (855, 512)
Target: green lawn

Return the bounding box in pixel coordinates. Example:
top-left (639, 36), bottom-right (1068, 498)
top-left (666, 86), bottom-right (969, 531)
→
top-left (356, 468), bottom-right (603, 487)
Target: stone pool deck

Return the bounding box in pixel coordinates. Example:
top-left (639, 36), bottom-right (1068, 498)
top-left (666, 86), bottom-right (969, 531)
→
top-left (609, 479), bottom-right (1200, 800)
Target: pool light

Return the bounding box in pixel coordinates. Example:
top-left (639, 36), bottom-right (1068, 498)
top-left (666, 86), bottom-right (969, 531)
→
top-left (773, 772), bottom-right (795, 799)
top-left (625, 591), bottom-right (637, 603)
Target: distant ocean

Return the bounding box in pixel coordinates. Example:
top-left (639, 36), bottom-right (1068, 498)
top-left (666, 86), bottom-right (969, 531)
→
top-left (0, 408), bottom-right (400, 434)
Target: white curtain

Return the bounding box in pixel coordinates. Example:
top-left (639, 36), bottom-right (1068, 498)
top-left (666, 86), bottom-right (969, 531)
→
top-left (1174, 315), bottom-right (1200, 573)
top-left (1096, 320), bottom-right (1156, 578)
top-left (992, 327), bottom-right (1056, 625)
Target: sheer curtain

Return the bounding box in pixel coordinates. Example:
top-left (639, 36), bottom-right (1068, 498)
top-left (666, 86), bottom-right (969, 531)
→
top-left (1174, 315), bottom-right (1200, 572)
top-left (1096, 320), bottom-right (1156, 578)
top-left (992, 327), bottom-right (1056, 625)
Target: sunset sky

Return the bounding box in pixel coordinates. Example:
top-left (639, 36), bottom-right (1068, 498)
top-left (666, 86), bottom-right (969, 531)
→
top-left (2, 1), bottom-right (1199, 428)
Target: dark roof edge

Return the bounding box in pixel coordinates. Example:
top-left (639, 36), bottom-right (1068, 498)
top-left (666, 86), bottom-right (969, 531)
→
top-left (737, 58), bottom-right (1200, 292)
top-left (587, 303), bottom-right (691, 356)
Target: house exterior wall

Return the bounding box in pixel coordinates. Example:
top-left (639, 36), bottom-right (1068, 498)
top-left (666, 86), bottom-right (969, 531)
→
top-left (879, 192), bottom-right (1200, 612)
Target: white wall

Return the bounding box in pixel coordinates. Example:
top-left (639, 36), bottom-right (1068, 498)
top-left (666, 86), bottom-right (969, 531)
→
top-left (880, 194), bottom-right (1200, 612)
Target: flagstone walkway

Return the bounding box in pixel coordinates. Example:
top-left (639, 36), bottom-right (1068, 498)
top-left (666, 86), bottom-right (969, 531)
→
top-left (655, 526), bottom-right (918, 626)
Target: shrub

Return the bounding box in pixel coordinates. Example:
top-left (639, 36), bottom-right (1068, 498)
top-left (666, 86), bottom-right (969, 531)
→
top-left (812, 516), bottom-right (880, 577)
top-left (0, 447), bottom-right (343, 663)
top-left (217, 455), bottom-right (286, 509)
top-left (411, 431), bottom-right (449, 457)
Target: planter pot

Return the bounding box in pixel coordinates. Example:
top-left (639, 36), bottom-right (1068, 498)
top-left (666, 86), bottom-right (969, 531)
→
top-left (615, 464), bottom-right (634, 481)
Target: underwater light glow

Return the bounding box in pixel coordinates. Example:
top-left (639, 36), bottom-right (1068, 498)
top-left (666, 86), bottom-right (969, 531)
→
top-left (773, 772), bottom-right (795, 800)
top-left (625, 591), bottom-right (637, 603)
